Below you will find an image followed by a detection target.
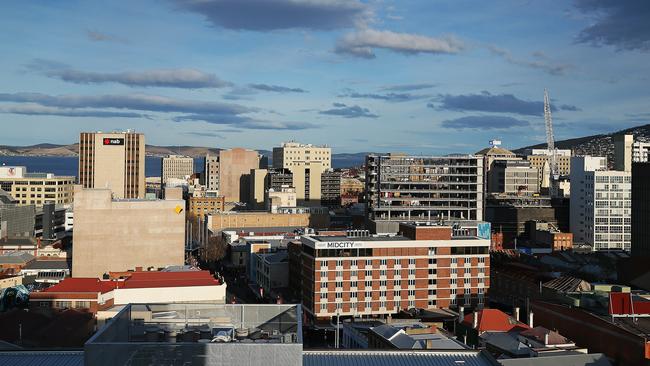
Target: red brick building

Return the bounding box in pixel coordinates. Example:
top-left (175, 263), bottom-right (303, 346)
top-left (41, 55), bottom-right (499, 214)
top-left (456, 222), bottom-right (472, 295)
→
top-left (298, 221), bottom-right (491, 321)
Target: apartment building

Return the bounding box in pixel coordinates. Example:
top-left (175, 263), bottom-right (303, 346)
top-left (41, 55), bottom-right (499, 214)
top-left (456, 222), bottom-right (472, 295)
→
top-left (0, 166), bottom-right (74, 207)
top-left (570, 156), bottom-right (631, 251)
top-left (161, 155), bottom-right (194, 185)
top-left (272, 141), bottom-right (331, 169)
top-left (365, 154), bottom-right (484, 234)
top-left (488, 160), bottom-right (539, 195)
top-left (78, 131), bottom-right (145, 199)
top-left (203, 154), bottom-right (220, 191)
top-left (633, 141), bottom-right (650, 163)
top-left (298, 221), bottom-right (491, 321)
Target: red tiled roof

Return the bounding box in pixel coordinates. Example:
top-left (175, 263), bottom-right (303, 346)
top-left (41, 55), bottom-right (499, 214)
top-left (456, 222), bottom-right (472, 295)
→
top-left (41, 271), bottom-right (220, 294)
top-left (462, 309), bottom-right (530, 333)
top-left (43, 278), bottom-right (117, 294)
top-left (609, 292), bottom-right (650, 315)
top-left (519, 326), bottom-right (571, 345)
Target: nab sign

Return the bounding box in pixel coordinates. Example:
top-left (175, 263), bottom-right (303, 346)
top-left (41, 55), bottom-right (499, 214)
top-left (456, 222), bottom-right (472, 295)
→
top-left (103, 138), bottom-right (124, 146)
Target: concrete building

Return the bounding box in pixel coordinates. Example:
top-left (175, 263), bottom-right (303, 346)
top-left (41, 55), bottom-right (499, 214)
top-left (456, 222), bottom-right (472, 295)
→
top-left (273, 141), bottom-right (331, 170)
top-left (161, 155), bottom-right (194, 185)
top-left (268, 186), bottom-right (297, 212)
top-left (0, 166), bottom-right (74, 207)
top-left (71, 186), bottom-right (185, 278)
top-left (0, 189), bottom-right (35, 239)
top-left (254, 250), bottom-right (289, 298)
top-left (218, 148), bottom-right (262, 203)
top-left (208, 210), bottom-right (329, 232)
top-left (525, 221), bottom-right (573, 251)
top-left (488, 160), bottom-right (539, 195)
top-left (633, 141), bottom-right (650, 163)
top-left (366, 154), bottom-right (484, 234)
top-left (570, 156), bottom-right (631, 251)
top-left (203, 154), bottom-right (220, 191)
top-left (249, 168), bottom-right (269, 209)
top-left (526, 149), bottom-right (571, 177)
top-left (79, 131), bottom-right (145, 199)
top-left (321, 170), bottom-right (341, 207)
top-left (614, 134), bottom-right (634, 172)
top-left (297, 221), bottom-right (491, 322)
top-left (632, 162), bottom-right (650, 258)
top-left (272, 142), bottom-right (333, 206)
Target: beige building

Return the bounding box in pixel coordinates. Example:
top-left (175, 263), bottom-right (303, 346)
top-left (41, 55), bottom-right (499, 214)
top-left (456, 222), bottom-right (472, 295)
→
top-left (268, 186), bottom-right (297, 212)
top-left (249, 168), bottom-right (269, 209)
top-left (527, 155), bottom-right (571, 177)
top-left (203, 154), bottom-right (220, 191)
top-left (208, 210), bottom-right (329, 232)
top-left (161, 155), bottom-right (194, 185)
top-left (340, 178), bottom-right (364, 195)
top-left (218, 148), bottom-right (261, 203)
top-left (79, 131), bottom-right (145, 199)
top-left (0, 166), bottom-right (74, 207)
top-left (272, 142), bottom-right (332, 205)
top-left (189, 196), bottom-right (225, 216)
top-left (489, 160), bottom-right (540, 195)
top-left (71, 186), bottom-right (185, 278)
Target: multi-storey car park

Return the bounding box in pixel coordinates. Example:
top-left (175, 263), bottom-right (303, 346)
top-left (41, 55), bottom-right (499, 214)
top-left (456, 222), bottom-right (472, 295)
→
top-left (365, 154), bottom-right (484, 234)
top-left (296, 221), bottom-right (491, 323)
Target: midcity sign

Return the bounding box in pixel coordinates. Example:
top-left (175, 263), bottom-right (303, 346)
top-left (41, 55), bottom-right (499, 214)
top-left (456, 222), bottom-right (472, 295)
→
top-left (315, 241), bottom-right (364, 249)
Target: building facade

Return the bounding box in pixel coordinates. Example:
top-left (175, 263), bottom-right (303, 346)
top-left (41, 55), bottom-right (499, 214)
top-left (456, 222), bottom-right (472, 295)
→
top-left (218, 148), bottom-right (261, 203)
top-left (633, 141), bottom-right (650, 163)
top-left (488, 160), bottom-right (539, 195)
top-left (161, 155), bottom-right (194, 185)
top-left (0, 167), bottom-right (74, 207)
top-left (203, 154), bottom-right (220, 191)
top-left (570, 156), bottom-right (631, 251)
top-left (632, 162), bottom-right (650, 257)
top-left (613, 134), bottom-right (633, 172)
top-left (298, 222), bottom-right (491, 321)
top-left (71, 186), bottom-right (185, 278)
top-left (272, 142), bottom-right (331, 170)
top-left (365, 154), bottom-right (484, 234)
top-left (188, 196), bottom-right (225, 217)
top-left (79, 131), bottom-right (145, 199)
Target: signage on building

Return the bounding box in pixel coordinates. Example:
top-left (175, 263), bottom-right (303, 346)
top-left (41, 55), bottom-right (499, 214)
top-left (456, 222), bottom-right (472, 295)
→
top-left (314, 241), bottom-right (364, 249)
top-left (103, 138), bottom-right (124, 146)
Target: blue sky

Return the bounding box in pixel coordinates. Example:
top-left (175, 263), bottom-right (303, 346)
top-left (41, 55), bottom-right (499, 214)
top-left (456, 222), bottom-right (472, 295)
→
top-left (1, 0), bottom-right (649, 154)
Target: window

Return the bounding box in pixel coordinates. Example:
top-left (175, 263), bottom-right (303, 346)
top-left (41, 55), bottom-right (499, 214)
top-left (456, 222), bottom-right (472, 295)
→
top-left (336, 270), bottom-right (343, 277)
top-left (351, 292), bottom-right (358, 298)
top-left (464, 278), bottom-right (471, 285)
top-left (478, 257), bottom-right (486, 263)
top-left (394, 279), bottom-right (401, 287)
top-left (380, 301), bottom-right (386, 308)
top-left (336, 281), bottom-right (343, 288)
top-left (451, 268), bottom-right (457, 274)
top-left (365, 270), bottom-right (372, 277)
top-left (428, 247), bottom-right (436, 255)
top-left (428, 289), bottom-right (436, 295)
top-left (408, 300), bottom-right (415, 308)
top-left (380, 259), bottom-right (387, 266)
top-left (365, 280), bottom-right (372, 287)
top-left (428, 258), bottom-right (436, 265)
top-left (428, 279), bottom-right (436, 285)
top-left (351, 281), bottom-right (358, 288)
top-left (365, 291), bottom-right (372, 298)
top-left (464, 288), bottom-right (471, 295)
top-left (394, 290), bottom-right (400, 297)
top-left (380, 290), bottom-right (387, 297)
top-left (408, 269), bottom-right (416, 276)
top-left (336, 292), bottom-right (342, 299)
top-left (409, 258), bottom-right (416, 265)
top-left (380, 280), bottom-right (387, 287)
top-left (428, 269), bottom-right (436, 275)
top-left (351, 260), bottom-right (358, 267)
top-left (321, 293), bottom-right (327, 299)
top-left (321, 271), bottom-right (327, 278)
top-left (351, 270), bottom-right (358, 277)
top-left (451, 258), bottom-right (458, 264)
top-left (321, 282), bottom-right (328, 289)
top-left (336, 260), bottom-right (343, 267)
top-left (451, 278), bottom-right (457, 285)
top-left (408, 290), bottom-right (416, 297)
top-left (408, 279), bottom-right (416, 286)
top-left (321, 303), bottom-right (327, 311)
top-left (380, 269), bottom-right (387, 276)
top-left (451, 288), bottom-right (457, 295)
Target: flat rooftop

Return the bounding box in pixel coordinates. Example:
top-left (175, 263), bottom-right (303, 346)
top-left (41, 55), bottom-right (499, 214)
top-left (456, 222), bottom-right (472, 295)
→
top-left (313, 235), bottom-right (411, 242)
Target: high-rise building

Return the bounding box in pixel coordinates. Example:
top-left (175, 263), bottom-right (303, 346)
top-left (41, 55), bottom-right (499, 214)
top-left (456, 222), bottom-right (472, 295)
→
top-left (526, 149), bottom-right (571, 177)
top-left (272, 142), bottom-right (333, 205)
top-left (218, 148), bottom-right (262, 203)
top-left (570, 156), bottom-right (631, 251)
top-left (614, 134), bottom-right (633, 172)
top-left (203, 154), bottom-right (220, 191)
top-left (488, 160), bottom-right (539, 195)
top-left (632, 141), bottom-right (650, 163)
top-left (321, 170), bottom-right (341, 207)
top-left (0, 166), bottom-right (74, 207)
top-left (632, 162), bottom-right (650, 257)
top-left (71, 186), bottom-right (185, 277)
top-left (161, 155), bottom-right (194, 185)
top-left (365, 154), bottom-right (484, 234)
top-left (296, 221), bottom-right (491, 321)
top-left (78, 131), bottom-right (145, 199)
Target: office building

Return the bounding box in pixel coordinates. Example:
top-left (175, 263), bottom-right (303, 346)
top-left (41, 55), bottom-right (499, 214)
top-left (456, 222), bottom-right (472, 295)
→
top-left (0, 166), bottom-right (74, 207)
top-left (72, 186), bottom-right (185, 278)
top-left (218, 148), bottom-right (262, 203)
top-left (526, 149), bottom-right (572, 176)
top-left (203, 154), bottom-right (220, 191)
top-left (570, 156), bottom-right (631, 251)
top-left (0, 189), bottom-right (34, 239)
top-left (321, 170), bottom-right (341, 207)
top-left (365, 154), bottom-right (484, 234)
top-left (633, 141), bottom-right (650, 163)
top-left (297, 221), bottom-right (491, 322)
top-left (79, 131), bottom-right (145, 199)
top-left (272, 142), bottom-right (333, 206)
top-left (632, 162), bottom-right (650, 257)
top-left (161, 155), bottom-right (194, 185)
top-left (188, 196), bottom-right (225, 216)
top-left (488, 160), bottom-right (539, 195)
top-left (613, 134), bottom-right (633, 172)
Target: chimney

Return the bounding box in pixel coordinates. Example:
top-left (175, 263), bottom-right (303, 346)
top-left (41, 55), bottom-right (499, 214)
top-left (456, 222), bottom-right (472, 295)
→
top-left (544, 332), bottom-right (549, 346)
top-left (458, 306), bottom-right (465, 323)
top-left (514, 307), bottom-right (520, 322)
top-left (528, 311), bottom-right (534, 328)
top-left (472, 311), bottom-right (479, 329)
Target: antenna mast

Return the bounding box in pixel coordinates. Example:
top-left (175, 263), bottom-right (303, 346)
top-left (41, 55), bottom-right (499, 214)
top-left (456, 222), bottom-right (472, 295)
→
top-left (544, 89), bottom-right (559, 182)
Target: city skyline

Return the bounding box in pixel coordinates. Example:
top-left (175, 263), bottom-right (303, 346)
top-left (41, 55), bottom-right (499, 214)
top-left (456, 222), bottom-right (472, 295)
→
top-left (1, 1), bottom-right (649, 153)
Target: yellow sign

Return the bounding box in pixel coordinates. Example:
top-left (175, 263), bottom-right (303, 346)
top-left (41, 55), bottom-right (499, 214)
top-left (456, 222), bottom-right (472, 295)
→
top-left (175, 205), bottom-right (183, 214)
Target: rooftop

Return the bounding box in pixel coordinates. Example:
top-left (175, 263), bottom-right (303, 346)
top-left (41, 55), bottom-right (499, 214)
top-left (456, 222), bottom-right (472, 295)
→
top-left (0, 252), bottom-right (34, 264)
top-left (22, 259), bottom-right (70, 271)
top-left (462, 309), bottom-right (530, 333)
top-left (499, 353), bottom-right (612, 366)
top-left (303, 350), bottom-right (498, 366)
top-left (0, 351), bottom-right (83, 366)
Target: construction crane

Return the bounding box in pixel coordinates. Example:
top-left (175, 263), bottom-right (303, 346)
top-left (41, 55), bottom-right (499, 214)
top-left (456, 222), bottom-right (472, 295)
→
top-left (544, 89), bottom-right (559, 195)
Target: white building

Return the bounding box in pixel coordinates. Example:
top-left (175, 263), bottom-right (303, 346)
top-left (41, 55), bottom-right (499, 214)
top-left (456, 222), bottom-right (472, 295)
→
top-left (633, 141), bottom-right (650, 163)
top-left (570, 156), bottom-right (631, 251)
top-left (161, 155), bottom-right (194, 185)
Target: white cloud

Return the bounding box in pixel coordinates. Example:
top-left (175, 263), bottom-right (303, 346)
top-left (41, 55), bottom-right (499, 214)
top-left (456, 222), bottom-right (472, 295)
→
top-left (335, 28), bottom-right (464, 58)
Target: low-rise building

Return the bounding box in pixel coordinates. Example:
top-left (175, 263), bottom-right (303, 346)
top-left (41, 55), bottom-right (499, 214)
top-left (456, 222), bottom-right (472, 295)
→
top-left (188, 196), bottom-right (225, 216)
top-left (0, 166), bottom-right (74, 207)
top-left (525, 220), bottom-right (573, 251)
top-left (0, 274), bottom-right (22, 289)
top-left (208, 210), bottom-right (329, 232)
top-left (254, 250), bottom-right (289, 299)
top-left (0, 251), bottom-right (35, 275)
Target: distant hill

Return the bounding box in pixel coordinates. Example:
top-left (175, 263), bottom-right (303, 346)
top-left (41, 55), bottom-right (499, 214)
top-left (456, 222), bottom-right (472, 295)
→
top-left (514, 123), bottom-right (650, 164)
top-left (0, 143), bottom-right (371, 168)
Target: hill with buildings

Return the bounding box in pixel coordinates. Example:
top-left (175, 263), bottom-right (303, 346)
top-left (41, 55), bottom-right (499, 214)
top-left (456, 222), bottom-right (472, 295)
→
top-left (514, 123), bottom-right (650, 163)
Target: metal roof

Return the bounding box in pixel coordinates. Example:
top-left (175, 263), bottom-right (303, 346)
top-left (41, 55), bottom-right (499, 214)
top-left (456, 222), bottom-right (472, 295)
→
top-left (303, 350), bottom-right (499, 366)
top-left (0, 351), bottom-right (83, 366)
top-left (499, 353), bottom-right (612, 366)
top-left (0, 252), bottom-right (34, 264)
top-left (23, 260), bottom-right (70, 270)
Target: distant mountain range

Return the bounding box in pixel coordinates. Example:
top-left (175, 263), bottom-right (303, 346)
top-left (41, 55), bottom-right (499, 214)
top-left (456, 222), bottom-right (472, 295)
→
top-left (0, 143), bottom-right (372, 169)
top-left (514, 123), bottom-right (650, 164)
top-left (3, 123), bottom-right (648, 169)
